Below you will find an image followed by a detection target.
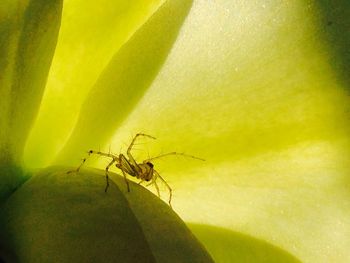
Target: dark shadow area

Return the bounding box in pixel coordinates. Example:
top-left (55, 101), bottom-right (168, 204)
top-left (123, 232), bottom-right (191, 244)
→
top-left (0, 164), bottom-right (29, 204)
top-left (315, 0), bottom-right (350, 90)
top-left (188, 224), bottom-right (302, 263)
top-left (0, 246), bottom-right (18, 263)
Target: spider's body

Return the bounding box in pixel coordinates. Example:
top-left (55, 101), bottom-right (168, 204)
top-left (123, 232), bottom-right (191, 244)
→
top-left (68, 133), bottom-right (204, 207)
top-left (116, 155), bottom-right (154, 182)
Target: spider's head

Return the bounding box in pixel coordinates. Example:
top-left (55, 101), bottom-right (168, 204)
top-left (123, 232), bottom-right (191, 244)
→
top-left (146, 162), bottom-right (154, 168)
top-left (142, 162), bottom-right (154, 181)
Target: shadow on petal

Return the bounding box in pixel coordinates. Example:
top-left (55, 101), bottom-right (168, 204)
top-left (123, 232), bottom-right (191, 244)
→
top-left (188, 223), bottom-right (301, 263)
top-left (55, 0), bottom-right (194, 166)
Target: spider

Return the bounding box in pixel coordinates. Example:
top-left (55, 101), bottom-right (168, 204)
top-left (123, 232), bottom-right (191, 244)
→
top-left (67, 133), bottom-right (204, 207)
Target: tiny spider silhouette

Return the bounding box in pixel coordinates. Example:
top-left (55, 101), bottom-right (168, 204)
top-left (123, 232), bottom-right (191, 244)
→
top-left (67, 133), bottom-right (204, 207)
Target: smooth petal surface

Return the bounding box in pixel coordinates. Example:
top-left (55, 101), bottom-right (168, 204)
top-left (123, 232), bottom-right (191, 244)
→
top-left (54, 0), bottom-right (193, 166)
top-left (23, 0), bottom-right (163, 167)
top-left (0, 167), bottom-right (213, 263)
top-left (189, 224), bottom-right (301, 263)
top-left (0, 0), bottom-right (62, 200)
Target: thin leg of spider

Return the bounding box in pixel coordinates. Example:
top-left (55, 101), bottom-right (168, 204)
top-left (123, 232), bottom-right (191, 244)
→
top-left (104, 159), bottom-right (116, 192)
top-left (146, 152), bottom-right (205, 162)
top-left (67, 151), bottom-right (93, 174)
top-left (145, 174), bottom-right (161, 198)
top-left (139, 179), bottom-right (160, 198)
top-left (154, 180), bottom-right (161, 199)
top-left (67, 150), bottom-right (118, 174)
top-left (127, 133), bottom-right (156, 156)
top-left (93, 150), bottom-right (118, 159)
top-left (118, 157), bottom-right (130, 192)
top-left (127, 133), bottom-right (156, 169)
top-left (154, 170), bottom-right (172, 207)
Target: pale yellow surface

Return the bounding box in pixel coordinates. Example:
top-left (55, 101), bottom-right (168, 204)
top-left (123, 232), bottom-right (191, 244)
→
top-left (23, 0), bottom-right (350, 262)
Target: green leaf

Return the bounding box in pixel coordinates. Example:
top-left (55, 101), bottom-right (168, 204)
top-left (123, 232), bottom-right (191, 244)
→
top-left (0, 0), bottom-right (62, 199)
top-left (0, 167), bottom-right (213, 263)
top-left (53, 0), bottom-right (193, 166)
top-left (188, 224), bottom-right (301, 263)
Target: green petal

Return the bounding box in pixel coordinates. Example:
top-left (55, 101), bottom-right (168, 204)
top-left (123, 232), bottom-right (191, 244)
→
top-left (0, 0), bottom-right (62, 199)
top-left (53, 0), bottom-right (193, 166)
top-left (0, 167), bottom-right (213, 263)
top-left (23, 0), bottom-right (164, 168)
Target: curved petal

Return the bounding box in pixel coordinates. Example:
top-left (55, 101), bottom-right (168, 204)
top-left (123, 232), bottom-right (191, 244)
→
top-left (54, 0), bottom-right (194, 165)
top-left (23, 0), bottom-right (163, 168)
top-left (0, 0), bottom-right (62, 199)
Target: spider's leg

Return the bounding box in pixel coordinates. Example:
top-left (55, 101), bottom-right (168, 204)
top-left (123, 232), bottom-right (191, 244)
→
top-left (154, 180), bottom-right (160, 198)
top-left (145, 173), bottom-right (161, 198)
top-left (105, 158), bottom-right (116, 192)
top-left (145, 152), bottom-right (205, 162)
top-left (67, 152), bottom-right (91, 174)
top-left (154, 170), bottom-right (172, 207)
top-left (118, 155), bottom-right (131, 192)
top-left (138, 180), bottom-right (143, 185)
top-left (67, 150), bottom-right (118, 174)
top-left (120, 168), bottom-right (130, 192)
top-left (127, 133), bottom-right (156, 155)
top-left (92, 150), bottom-right (118, 159)
top-left (127, 133), bottom-right (156, 167)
